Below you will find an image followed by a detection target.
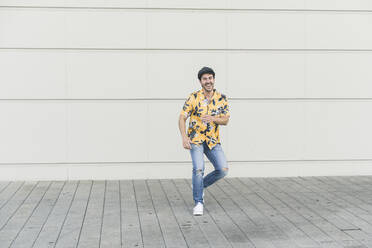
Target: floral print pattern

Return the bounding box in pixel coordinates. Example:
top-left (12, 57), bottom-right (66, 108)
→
top-left (180, 88), bottom-right (230, 150)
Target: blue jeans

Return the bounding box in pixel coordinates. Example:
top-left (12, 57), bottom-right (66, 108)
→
top-left (190, 141), bottom-right (229, 204)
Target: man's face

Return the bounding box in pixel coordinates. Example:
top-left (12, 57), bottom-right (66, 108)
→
top-left (200, 73), bottom-right (215, 92)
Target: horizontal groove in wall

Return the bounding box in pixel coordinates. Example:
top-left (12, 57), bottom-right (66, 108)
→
top-left (2, 48), bottom-right (372, 52)
top-left (1, 98), bottom-right (372, 101)
top-left (1, 158), bottom-right (372, 166)
top-left (1, 6), bottom-right (372, 13)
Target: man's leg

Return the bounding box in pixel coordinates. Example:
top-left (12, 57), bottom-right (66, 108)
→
top-left (203, 143), bottom-right (229, 188)
top-left (190, 143), bottom-right (205, 205)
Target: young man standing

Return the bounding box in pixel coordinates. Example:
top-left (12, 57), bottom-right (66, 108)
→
top-left (178, 66), bottom-right (230, 216)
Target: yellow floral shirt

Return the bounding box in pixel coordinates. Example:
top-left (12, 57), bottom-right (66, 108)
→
top-left (180, 88), bottom-right (230, 150)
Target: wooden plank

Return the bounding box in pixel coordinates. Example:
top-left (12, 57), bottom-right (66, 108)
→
top-left (227, 177), bottom-right (320, 248)
top-left (203, 178), bottom-right (277, 248)
top-left (265, 177), bottom-right (368, 248)
top-left (32, 180), bottom-right (79, 248)
top-left (173, 178), bottom-right (233, 248)
top-left (0, 182), bottom-right (37, 230)
top-left (334, 176), bottom-right (372, 193)
top-left (291, 177), bottom-right (372, 245)
top-left (0, 182), bottom-right (11, 195)
top-left (120, 180), bottom-right (143, 248)
top-left (296, 177), bottom-right (372, 231)
top-left (0, 182), bottom-right (23, 210)
top-left (316, 177), bottom-right (372, 210)
top-left (325, 176), bottom-right (372, 203)
top-left (0, 181), bottom-right (51, 247)
top-left (238, 177), bottom-right (335, 247)
top-left (320, 176), bottom-right (364, 192)
top-left (146, 179), bottom-right (188, 248)
top-left (101, 180), bottom-right (121, 247)
top-left (54, 180), bottom-right (92, 248)
top-left (77, 180), bottom-right (105, 248)
top-left (318, 177), bottom-right (372, 214)
top-left (299, 177), bottom-right (372, 246)
top-left (160, 179), bottom-right (211, 248)
top-left (216, 178), bottom-right (300, 248)
top-left (184, 178), bottom-right (254, 248)
top-left (345, 176), bottom-right (372, 190)
top-left (0, 177), bottom-right (370, 248)
top-left (10, 181), bottom-right (65, 248)
top-left (133, 179), bottom-right (166, 248)
top-left (251, 178), bottom-right (344, 248)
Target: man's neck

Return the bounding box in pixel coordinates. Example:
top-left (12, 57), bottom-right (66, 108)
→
top-left (202, 88), bottom-right (214, 99)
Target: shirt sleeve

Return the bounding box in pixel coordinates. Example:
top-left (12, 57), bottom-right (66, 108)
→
top-left (180, 94), bottom-right (194, 118)
top-left (219, 96), bottom-right (230, 117)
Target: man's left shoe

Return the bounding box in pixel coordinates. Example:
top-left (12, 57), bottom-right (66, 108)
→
top-left (193, 202), bottom-right (203, 216)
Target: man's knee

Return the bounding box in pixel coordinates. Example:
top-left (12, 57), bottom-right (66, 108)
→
top-left (221, 167), bottom-right (228, 176)
top-left (193, 168), bottom-right (204, 176)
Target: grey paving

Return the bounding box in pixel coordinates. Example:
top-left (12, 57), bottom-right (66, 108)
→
top-left (0, 176), bottom-right (372, 248)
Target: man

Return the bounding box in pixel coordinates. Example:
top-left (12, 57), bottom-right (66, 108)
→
top-left (178, 66), bottom-right (230, 216)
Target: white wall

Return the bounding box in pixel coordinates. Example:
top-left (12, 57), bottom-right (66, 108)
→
top-left (1, 1), bottom-right (372, 180)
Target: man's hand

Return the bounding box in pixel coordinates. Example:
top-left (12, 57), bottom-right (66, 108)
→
top-left (182, 136), bottom-right (192, 150)
top-left (201, 115), bottom-right (215, 124)
top-left (208, 115), bottom-right (230, 125)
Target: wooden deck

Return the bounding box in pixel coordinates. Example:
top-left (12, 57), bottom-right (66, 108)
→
top-left (0, 176), bottom-right (372, 248)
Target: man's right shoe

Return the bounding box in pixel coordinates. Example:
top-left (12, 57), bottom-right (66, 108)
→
top-left (193, 202), bottom-right (203, 216)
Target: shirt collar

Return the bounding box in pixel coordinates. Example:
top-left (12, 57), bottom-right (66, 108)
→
top-left (200, 88), bottom-right (217, 101)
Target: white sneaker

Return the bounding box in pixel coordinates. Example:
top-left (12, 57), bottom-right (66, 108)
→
top-left (193, 202), bottom-right (203, 216)
top-left (191, 184), bottom-right (205, 204)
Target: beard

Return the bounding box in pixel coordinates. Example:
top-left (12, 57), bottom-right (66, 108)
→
top-left (203, 84), bottom-right (214, 92)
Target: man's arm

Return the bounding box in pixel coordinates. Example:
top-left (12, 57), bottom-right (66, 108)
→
top-left (179, 94), bottom-right (194, 149)
top-left (213, 115), bottom-right (230, 125)
top-left (213, 94), bottom-right (230, 125)
top-left (178, 114), bottom-right (192, 149)
top-left (201, 115), bottom-right (230, 125)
